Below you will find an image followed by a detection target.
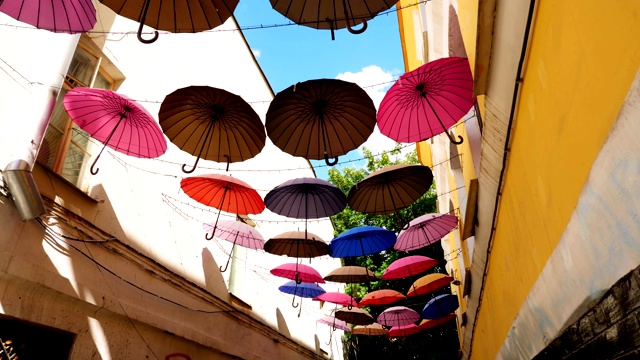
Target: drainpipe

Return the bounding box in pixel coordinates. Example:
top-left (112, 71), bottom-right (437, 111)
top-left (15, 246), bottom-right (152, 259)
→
top-left (467, 0), bottom-right (538, 358)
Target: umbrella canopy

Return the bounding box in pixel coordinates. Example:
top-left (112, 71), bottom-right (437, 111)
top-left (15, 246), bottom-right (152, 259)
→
top-left (313, 292), bottom-right (359, 308)
top-left (265, 178), bottom-right (346, 219)
top-left (422, 294), bottom-right (459, 320)
top-left (394, 213), bottom-right (458, 251)
top-left (317, 316), bottom-right (352, 332)
top-left (265, 78), bottom-right (376, 165)
top-left (359, 289), bottom-right (406, 307)
top-left (377, 57), bottom-right (475, 144)
top-left (329, 226), bottom-right (396, 258)
top-left (347, 164), bottom-right (433, 227)
top-left (269, 0), bottom-right (397, 39)
top-left (100, 0), bottom-right (238, 43)
top-left (63, 88), bottom-right (167, 175)
top-left (407, 273), bottom-right (454, 297)
top-left (387, 324), bottom-right (422, 338)
top-left (0, 0), bottom-right (96, 33)
top-left (270, 263), bottom-right (325, 284)
top-left (377, 306), bottom-right (420, 327)
top-left (335, 307), bottom-right (374, 326)
top-left (351, 323), bottom-right (388, 336)
top-left (418, 313), bottom-right (456, 330)
top-left (381, 255), bottom-right (439, 280)
top-left (203, 220), bottom-right (264, 272)
top-left (160, 86), bottom-right (265, 173)
top-left (264, 231), bottom-right (330, 258)
top-left (324, 266), bottom-right (378, 283)
top-left (278, 280), bottom-right (326, 298)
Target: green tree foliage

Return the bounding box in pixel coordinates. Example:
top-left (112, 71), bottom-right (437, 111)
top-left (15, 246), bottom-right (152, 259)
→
top-left (328, 144), bottom-right (460, 360)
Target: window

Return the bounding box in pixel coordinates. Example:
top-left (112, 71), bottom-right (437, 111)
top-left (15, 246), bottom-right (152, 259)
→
top-left (38, 36), bottom-right (122, 191)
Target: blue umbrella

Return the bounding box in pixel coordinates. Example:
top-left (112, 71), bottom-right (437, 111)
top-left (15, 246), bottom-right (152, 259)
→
top-left (328, 226), bottom-right (397, 258)
top-left (421, 294), bottom-right (459, 320)
top-left (278, 280), bottom-right (326, 317)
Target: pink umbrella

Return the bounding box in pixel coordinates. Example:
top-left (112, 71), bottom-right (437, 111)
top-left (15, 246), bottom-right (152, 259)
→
top-left (388, 324), bottom-right (422, 338)
top-left (313, 292), bottom-right (359, 309)
top-left (317, 316), bottom-right (352, 332)
top-left (377, 306), bottom-right (420, 327)
top-left (377, 57), bottom-right (475, 144)
top-left (204, 220), bottom-right (264, 272)
top-left (394, 213), bottom-right (458, 251)
top-left (381, 255), bottom-right (439, 280)
top-left (0, 0), bottom-right (96, 33)
top-left (270, 263), bottom-right (325, 284)
top-left (63, 88), bottom-right (167, 175)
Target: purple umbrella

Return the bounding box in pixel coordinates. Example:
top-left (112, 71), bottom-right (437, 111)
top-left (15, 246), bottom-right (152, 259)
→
top-left (203, 220), bottom-right (264, 272)
top-left (317, 316), bottom-right (352, 332)
top-left (377, 306), bottom-right (420, 327)
top-left (394, 213), bottom-right (458, 251)
top-left (1, 0), bottom-right (96, 33)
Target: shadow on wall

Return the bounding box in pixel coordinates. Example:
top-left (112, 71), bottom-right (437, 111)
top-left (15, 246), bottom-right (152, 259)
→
top-left (275, 308), bottom-right (291, 338)
top-left (201, 247), bottom-right (230, 300)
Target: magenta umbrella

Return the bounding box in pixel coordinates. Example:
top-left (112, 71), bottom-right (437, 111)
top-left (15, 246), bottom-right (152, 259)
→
top-left (270, 263), bottom-right (325, 284)
top-left (381, 255), bottom-right (439, 280)
top-left (203, 220), bottom-right (264, 272)
top-left (388, 324), bottom-right (422, 338)
top-left (313, 292), bottom-right (359, 309)
top-left (0, 0), bottom-right (96, 33)
top-left (63, 88), bottom-right (167, 175)
top-left (377, 57), bottom-right (475, 144)
top-left (394, 213), bottom-right (458, 251)
top-left (377, 306), bottom-right (420, 327)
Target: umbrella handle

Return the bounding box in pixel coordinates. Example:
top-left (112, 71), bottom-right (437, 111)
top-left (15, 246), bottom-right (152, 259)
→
top-left (342, 0), bottom-right (368, 34)
top-left (326, 327), bottom-right (333, 345)
top-left (219, 237), bottom-right (237, 272)
top-left (182, 158), bottom-right (200, 174)
top-left (324, 152), bottom-right (339, 166)
top-left (298, 301), bottom-right (302, 317)
top-left (325, 18), bottom-right (335, 41)
top-left (219, 253), bottom-right (232, 272)
top-left (205, 231), bottom-right (214, 241)
top-left (136, 0), bottom-right (159, 44)
top-left (445, 131), bottom-right (464, 145)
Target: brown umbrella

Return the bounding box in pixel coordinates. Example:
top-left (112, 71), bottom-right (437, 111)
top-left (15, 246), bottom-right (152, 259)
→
top-left (351, 323), bottom-right (388, 336)
top-left (101, 0), bottom-right (238, 43)
top-left (265, 79), bottom-right (376, 166)
top-left (270, 0), bottom-right (397, 40)
top-left (335, 307), bottom-right (375, 326)
top-left (160, 86), bottom-right (266, 173)
top-left (347, 164), bottom-right (434, 228)
top-left (264, 231), bottom-right (330, 258)
top-left (323, 266), bottom-right (378, 283)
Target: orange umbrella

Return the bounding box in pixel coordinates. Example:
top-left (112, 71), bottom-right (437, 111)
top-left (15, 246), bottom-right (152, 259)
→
top-left (406, 273), bottom-right (454, 297)
top-left (418, 313), bottom-right (456, 330)
top-left (359, 289), bottom-right (406, 306)
top-left (351, 323), bottom-right (388, 336)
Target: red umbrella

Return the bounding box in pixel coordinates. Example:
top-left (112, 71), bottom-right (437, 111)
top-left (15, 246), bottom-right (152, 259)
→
top-left (377, 57), bottom-right (475, 144)
top-left (418, 313), bottom-right (456, 331)
top-left (406, 273), bottom-right (454, 298)
top-left (377, 306), bottom-right (420, 327)
top-left (181, 174), bottom-right (264, 239)
top-left (313, 292), bottom-right (359, 308)
top-left (0, 0), bottom-right (96, 33)
top-left (394, 213), bottom-right (458, 251)
top-left (388, 324), bottom-right (422, 338)
top-left (359, 289), bottom-right (405, 307)
top-left (63, 88), bottom-right (167, 175)
top-left (381, 255), bottom-right (439, 280)
top-left (203, 220), bottom-right (264, 272)
top-left (270, 263), bottom-right (325, 284)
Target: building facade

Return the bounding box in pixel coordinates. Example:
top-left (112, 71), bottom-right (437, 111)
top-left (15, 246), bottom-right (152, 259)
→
top-left (0, 5), bottom-right (344, 360)
top-left (398, 0), bottom-right (640, 359)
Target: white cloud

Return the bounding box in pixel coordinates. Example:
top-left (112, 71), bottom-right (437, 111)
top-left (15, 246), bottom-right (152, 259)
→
top-left (252, 49), bottom-right (261, 58)
top-left (335, 66), bottom-right (413, 159)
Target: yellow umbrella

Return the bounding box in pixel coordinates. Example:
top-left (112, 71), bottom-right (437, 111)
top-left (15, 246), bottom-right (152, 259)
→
top-left (406, 273), bottom-right (454, 297)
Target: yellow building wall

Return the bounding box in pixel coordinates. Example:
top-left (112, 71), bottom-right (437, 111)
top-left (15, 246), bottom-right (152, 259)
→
top-left (397, 1), bottom-right (423, 72)
top-left (471, 1), bottom-right (640, 358)
top-left (456, 0), bottom-right (479, 80)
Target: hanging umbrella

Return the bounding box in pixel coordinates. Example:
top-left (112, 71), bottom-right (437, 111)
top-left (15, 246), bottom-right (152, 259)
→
top-left (181, 174), bottom-right (264, 238)
top-left (100, 0), bottom-right (238, 43)
top-left (406, 273), bottom-right (454, 297)
top-left (394, 213), bottom-right (458, 251)
top-left (264, 231), bottom-right (330, 258)
top-left (359, 289), bottom-right (406, 307)
top-left (203, 220), bottom-right (263, 272)
top-left (351, 323), bottom-right (388, 336)
top-left (159, 86), bottom-right (265, 173)
top-left (377, 57), bottom-right (475, 144)
top-left (387, 324), bottom-right (422, 338)
top-left (278, 280), bottom-right (325, 316)
top-left (265, 79), bottom-right (376, 165)
top-left (328, 226), bottom-right (396, 259)
top-left (418, 313), bottom-right (456, 331)
top-left (381, 255), bottom-right (439, 280)
top-left (422, 294), bottom-right (459, 320)
top-left (323, 266), bottom-right (378, 284)
top-left (0, 0), bottom-right (96, 33)
top-left (335, 307), bottom-right (374, 326)
top-left (377, 306), bottom-right (420, 327)
top-left (269, 0), bottom-right (397, 40)
top-left (270, 263), bottom-right (325, 284)
top-left (317, 316), bottom-right (352, 332)
top-left (62, 88), bottom-right (167, 175)
top-left (313, 292), bottom-right (359, 308)
top-left (347, 164), bottom-right (433, 228)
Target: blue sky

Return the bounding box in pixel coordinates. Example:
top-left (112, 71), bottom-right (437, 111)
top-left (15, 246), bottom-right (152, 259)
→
top-left (233, 2), bottom-right (405, 179)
